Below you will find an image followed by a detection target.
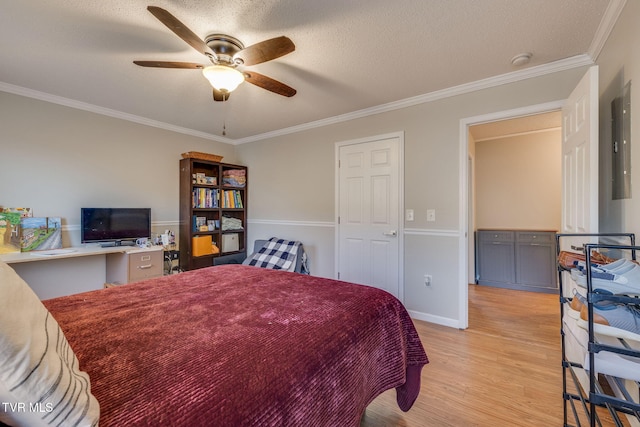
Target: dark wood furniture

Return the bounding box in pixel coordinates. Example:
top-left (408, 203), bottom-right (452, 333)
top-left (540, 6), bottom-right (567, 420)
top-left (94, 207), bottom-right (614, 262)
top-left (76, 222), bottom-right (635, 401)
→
top-left (179, 158), bottom-right (247, 271)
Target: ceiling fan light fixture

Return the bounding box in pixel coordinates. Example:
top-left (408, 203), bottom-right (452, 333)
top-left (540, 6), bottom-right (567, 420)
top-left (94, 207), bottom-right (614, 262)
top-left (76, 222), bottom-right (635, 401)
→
top-left (202, 65), bottom-right (245, 93)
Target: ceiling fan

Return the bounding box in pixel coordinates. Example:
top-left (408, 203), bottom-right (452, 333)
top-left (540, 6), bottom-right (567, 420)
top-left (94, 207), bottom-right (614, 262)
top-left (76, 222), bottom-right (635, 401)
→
top-left (134, 6), bottom-right (296, 101)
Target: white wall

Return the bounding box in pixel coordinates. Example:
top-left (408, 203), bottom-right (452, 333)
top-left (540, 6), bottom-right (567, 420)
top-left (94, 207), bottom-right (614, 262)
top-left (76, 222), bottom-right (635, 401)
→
top-left (475, 130), bottom-right (561, 230)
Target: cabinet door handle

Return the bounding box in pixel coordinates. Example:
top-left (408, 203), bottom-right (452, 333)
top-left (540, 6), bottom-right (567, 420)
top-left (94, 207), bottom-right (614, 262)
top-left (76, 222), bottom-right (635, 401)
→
top-left (530, 243), bottom-right (540, 246)
top-left (138, 264), bottom-right (152, 269)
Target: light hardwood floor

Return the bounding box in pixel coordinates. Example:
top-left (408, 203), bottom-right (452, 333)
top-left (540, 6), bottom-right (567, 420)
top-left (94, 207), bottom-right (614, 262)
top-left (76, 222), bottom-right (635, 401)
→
top-left (361, 284), bottom-right (566, 426)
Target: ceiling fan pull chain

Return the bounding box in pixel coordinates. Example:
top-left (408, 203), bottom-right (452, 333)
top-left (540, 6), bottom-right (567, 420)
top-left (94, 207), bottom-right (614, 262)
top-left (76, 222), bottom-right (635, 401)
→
top-left (222, 99), bottom-right (228, 136)
top-left (221, 93), bottom-right (231, 136)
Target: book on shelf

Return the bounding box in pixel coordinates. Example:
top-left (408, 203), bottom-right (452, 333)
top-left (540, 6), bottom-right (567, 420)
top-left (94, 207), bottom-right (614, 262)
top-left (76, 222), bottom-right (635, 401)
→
top-left (221, 190), bottom-right (230, 208)
top-left (192, 188), bottom-right (219, 208)
top-left (221, 190), bottom-right (243, 209)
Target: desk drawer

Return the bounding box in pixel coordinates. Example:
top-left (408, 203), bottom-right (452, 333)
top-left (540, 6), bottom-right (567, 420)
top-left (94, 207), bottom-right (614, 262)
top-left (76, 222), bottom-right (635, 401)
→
top-left (129, 250), bottom-right (163, 282)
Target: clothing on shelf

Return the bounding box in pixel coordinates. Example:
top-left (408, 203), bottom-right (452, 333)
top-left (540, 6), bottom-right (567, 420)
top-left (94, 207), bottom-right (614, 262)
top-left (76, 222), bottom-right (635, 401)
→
top-left (221, 216), bottom-right (243, 231)
top-left (222, 169), bottom-right (246, 187)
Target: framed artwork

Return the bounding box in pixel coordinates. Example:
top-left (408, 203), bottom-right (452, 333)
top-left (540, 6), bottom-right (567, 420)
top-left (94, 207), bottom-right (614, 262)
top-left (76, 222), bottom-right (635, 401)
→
top-left (0, 212), bottom-right (22, 254)
top-left (20, 217), bottom-right (62, 252)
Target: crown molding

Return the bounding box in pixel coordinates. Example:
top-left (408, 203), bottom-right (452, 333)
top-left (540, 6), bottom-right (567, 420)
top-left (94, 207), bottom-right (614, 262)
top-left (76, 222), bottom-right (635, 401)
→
top-left (1, 53), bottom-right (593, 146)
top-left (588, 0), bottom-right (627, 61)
top-left (0, 82), bottom-right (233, 144)
top-left (232, 54), bottom-right (594, 145)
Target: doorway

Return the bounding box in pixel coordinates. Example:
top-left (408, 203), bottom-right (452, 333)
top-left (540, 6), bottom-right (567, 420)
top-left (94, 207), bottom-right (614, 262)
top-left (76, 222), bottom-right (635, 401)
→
top-left (458, 101), bottom-right (564, 328)
top-left (469, 110), bottom-right (563, 282)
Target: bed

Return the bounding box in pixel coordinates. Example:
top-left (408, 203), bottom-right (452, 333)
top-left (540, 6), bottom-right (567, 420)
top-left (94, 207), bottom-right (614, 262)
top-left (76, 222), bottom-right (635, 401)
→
top-left (0, 262), bottom-right (428, 427)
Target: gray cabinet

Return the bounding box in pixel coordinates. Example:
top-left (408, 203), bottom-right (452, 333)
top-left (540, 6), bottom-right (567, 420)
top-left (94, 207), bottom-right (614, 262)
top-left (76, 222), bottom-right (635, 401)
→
top-left (515, 231), bottom-right (556, 290)
top-left (477, 230), bottom-right (515, 286)
top-left (476, 229), bottom-right (557, 293)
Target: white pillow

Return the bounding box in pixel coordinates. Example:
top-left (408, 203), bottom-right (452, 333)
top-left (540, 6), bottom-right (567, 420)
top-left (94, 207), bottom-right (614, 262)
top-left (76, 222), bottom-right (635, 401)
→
top-left (0, 261), bottom-right (100, 427)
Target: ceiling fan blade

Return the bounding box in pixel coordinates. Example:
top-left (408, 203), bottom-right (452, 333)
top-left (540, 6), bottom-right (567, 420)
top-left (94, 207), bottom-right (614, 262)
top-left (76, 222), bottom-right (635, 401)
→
top-left (147, 6), bottom-right (217, 60)
top-left (213, 89), bottom-right (231, 102)
top-left (244, 71), bottom-right (296, 97)
top-left (234, 36), bottom-right (295, 66)
top-left (134, 60), bottom-right (204, 69)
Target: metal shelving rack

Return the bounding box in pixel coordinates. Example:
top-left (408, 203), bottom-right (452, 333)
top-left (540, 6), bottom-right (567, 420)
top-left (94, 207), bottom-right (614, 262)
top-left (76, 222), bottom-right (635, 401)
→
top-left (556, 233), bottom-right (640, 427)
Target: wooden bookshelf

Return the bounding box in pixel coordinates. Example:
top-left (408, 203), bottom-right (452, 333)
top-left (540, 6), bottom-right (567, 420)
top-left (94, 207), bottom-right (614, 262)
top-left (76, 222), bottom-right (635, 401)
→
top-left (179, 158), bottom-right (247, 271)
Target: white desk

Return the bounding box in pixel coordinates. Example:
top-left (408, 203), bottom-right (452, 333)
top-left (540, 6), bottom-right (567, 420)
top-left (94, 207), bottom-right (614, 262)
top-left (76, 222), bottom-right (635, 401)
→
top-left (1, 245), bottom-right (164, 300)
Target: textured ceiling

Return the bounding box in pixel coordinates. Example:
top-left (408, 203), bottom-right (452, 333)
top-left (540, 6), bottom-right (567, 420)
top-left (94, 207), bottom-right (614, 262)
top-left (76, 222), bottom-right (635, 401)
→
top-left (0, 0), bottom-right (614, 143)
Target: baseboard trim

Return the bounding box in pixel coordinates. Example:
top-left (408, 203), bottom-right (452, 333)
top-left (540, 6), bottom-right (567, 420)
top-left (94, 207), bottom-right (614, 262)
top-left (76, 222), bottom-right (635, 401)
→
top-left (408, 310), bottom-right (462, 329)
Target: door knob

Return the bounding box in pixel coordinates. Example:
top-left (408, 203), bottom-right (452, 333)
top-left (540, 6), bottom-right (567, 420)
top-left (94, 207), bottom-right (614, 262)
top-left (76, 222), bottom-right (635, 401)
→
top-left (383, 230), bottom-right (398, 237)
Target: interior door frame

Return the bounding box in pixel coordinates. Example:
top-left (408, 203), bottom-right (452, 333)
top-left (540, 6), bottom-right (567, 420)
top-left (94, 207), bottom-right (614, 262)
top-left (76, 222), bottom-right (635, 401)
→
top-left (458, 101), bottom-right (564, 329)
top-left (334, 131), bottom-right (405, 302)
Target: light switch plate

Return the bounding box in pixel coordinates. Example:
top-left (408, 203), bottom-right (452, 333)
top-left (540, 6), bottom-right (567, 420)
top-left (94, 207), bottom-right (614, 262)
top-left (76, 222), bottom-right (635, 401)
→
top-left (427, 209), bottom-right (436, 222)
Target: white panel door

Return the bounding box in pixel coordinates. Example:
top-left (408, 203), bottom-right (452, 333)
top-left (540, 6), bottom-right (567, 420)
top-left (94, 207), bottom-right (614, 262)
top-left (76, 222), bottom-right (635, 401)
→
top-left (561, 66), bottom-right (599, 251)
top-left (337, 135), bottom-right (400, 298)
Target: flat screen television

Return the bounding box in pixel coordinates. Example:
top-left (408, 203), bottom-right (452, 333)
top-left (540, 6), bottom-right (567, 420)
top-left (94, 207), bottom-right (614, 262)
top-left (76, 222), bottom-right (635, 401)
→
top-left (81, 208), bottom-right (151, 246)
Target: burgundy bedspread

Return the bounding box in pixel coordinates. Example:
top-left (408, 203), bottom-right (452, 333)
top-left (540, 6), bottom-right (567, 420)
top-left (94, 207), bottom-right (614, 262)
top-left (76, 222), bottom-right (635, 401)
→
top-left (43, 265), bottom-right (428, 426)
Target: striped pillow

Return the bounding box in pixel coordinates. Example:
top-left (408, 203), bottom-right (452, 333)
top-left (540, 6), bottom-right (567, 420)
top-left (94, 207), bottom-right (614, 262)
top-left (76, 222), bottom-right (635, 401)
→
top-left (0, 261), bottom-right (100, 426)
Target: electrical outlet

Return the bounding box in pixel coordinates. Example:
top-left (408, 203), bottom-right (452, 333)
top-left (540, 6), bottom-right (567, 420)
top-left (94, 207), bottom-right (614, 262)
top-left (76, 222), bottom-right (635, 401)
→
top-left (426, 209), bottom-right (436, 222)
top-left (424, 274), bottom-right (432, 286)
top-left (405, 209), bottom-right (414, 221)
